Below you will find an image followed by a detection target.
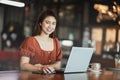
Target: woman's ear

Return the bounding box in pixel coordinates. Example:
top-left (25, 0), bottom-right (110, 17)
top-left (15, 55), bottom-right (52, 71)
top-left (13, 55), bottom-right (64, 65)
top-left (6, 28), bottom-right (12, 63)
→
top-left (39, 23), bottom-right (41, 26)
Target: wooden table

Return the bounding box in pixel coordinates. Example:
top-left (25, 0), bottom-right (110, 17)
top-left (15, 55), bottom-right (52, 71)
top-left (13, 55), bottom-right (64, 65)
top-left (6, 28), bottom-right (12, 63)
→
top-left (0, 69), bottom-right (120, 80)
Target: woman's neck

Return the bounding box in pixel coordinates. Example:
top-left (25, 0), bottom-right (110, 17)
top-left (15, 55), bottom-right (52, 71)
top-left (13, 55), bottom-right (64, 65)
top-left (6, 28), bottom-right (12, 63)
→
top-left (39, 34), bottom-right (50, 41)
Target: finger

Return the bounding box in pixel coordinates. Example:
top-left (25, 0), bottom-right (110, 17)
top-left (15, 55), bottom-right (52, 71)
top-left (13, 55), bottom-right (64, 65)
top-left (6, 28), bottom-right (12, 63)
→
top-left (47, 67), bottom-right (55, 73)
top-left (42, 67), bottom-right (52, 74)
top-left (43, 69), bottom-right (48, 74)
top-left (45, 68), bottom-right (52, 74)
top-left (48, 66), bottom-right (55, 71)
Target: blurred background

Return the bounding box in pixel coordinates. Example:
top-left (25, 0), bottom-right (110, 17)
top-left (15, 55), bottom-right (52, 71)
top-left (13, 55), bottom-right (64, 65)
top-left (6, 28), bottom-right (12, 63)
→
top-left (0, 0), bottom-right (120, 70)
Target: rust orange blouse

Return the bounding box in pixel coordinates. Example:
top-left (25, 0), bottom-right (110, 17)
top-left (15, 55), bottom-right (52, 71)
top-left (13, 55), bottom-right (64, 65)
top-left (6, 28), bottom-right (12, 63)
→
top-left (19, 36), bottom-right (62, 65)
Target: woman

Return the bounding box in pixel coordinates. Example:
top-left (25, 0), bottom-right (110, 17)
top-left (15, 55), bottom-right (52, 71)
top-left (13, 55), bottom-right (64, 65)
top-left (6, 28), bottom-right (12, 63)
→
top-left (19, 9), bottom-right (62, 74)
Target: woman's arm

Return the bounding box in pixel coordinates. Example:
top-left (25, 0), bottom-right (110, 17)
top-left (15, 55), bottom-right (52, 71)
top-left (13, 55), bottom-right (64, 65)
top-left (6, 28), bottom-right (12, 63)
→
top-left (20, 56), bottom-right (43, 72)
top-left (20, 56), bottom-right (61, 74)
top-left (49, 61), bottom-right (61, 70)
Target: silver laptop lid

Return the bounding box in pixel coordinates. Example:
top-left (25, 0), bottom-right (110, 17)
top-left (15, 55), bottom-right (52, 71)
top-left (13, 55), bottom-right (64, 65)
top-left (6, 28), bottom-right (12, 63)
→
top-left (65, 47), bottom-right (94, 73)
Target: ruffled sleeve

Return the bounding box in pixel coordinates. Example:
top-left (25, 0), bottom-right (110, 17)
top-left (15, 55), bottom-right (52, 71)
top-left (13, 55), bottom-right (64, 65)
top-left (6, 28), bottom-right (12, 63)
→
top-left (19, 37), bottom-right (35, 58)
top-left (54, 38), bottom-right (62, 61)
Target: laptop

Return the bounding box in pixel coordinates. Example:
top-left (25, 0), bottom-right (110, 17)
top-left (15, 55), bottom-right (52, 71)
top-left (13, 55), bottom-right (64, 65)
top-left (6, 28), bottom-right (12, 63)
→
top-left (56, 47), bottom-right (94, 74)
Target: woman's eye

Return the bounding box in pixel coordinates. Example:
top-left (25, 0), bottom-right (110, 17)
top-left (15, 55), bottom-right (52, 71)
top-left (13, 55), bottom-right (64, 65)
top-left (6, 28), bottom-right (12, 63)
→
top-left (45, 21), bottom-right (56, 25)
top-left (46, 21), bottom-right (50, 24)
top-left (52, 22), bottom-right (56, 25)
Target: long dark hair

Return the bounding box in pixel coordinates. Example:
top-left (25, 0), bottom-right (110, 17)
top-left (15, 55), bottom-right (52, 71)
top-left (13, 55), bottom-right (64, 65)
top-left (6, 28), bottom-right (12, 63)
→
top-left (32, 9), bottom-right (58, 38)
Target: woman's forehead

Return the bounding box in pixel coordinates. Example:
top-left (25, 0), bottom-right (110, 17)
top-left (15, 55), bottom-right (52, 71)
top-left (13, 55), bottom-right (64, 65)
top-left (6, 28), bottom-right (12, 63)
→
top-left (44, 16), bottom-right (56, 22)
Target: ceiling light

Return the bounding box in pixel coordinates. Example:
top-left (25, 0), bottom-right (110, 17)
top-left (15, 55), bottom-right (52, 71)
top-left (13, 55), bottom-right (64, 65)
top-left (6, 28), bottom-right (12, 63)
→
top-left (0, 0), bottom-right (25, 7)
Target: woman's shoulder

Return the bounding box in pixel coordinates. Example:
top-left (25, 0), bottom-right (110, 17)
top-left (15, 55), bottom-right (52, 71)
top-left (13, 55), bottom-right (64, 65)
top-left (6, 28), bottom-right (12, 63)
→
top-left (21, 36), bottom-right (36, 46)
top-left (23, 36), bottom-right (37, 43)
top-left (25, 36), bottom-right (35, 40)
top-left (53, 37), bottom-right (60, 42)
top-left (53, 37), bottom-right (61, 47)
top-left (19, 36), bottom-right (36, 57)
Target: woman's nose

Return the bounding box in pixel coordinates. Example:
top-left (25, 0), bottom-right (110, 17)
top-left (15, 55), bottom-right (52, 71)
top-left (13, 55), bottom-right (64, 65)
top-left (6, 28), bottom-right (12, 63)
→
top-left (48, 23), bottom-right (52, 27)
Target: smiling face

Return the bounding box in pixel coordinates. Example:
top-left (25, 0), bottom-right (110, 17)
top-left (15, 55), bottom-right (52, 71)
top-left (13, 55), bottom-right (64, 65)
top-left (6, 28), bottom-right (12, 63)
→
top-left (32, 10), bottom-right (57, 37)
top-left (40, 16), bottom-right (57, 35)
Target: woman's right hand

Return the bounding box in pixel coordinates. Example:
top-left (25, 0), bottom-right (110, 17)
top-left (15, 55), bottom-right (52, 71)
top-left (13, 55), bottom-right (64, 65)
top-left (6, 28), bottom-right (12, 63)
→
top-left (34, 64), bottom-right (44, 71)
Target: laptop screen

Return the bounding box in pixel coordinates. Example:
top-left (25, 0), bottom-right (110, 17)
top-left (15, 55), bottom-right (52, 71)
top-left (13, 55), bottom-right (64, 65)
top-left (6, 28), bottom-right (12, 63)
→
top-left (64, 47), bottom-right (94, 73)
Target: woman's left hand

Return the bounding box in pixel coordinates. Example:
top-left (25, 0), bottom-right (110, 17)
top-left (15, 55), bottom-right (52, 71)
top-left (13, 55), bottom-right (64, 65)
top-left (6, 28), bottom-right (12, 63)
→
top-left (42, 65), bottom-right (56, 74)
